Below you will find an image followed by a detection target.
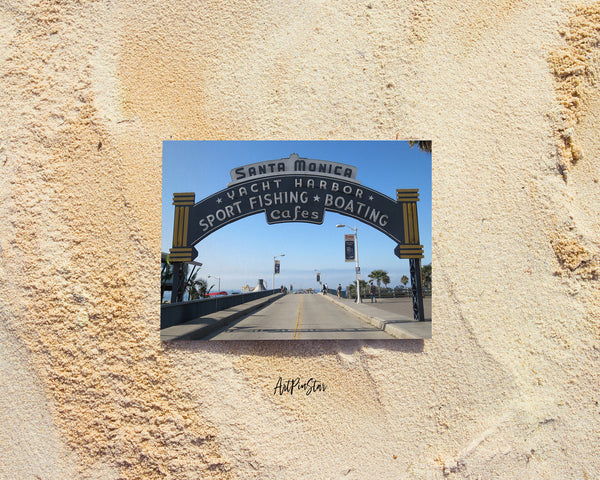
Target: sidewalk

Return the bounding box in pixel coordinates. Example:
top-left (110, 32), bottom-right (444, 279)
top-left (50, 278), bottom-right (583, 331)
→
top-left (321, 294), bottom-right (431, 339)
top-left (160, 293), bottom-right (286, 341)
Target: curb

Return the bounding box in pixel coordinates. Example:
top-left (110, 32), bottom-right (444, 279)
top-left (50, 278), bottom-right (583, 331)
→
top-left (320, 294), bottom-right (430, 340)
top-left (161, 293), bottom-right (286, 341)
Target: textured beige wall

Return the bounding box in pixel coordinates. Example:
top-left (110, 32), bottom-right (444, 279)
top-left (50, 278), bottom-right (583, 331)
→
top-left (1, 1), bottom-right (599, 479)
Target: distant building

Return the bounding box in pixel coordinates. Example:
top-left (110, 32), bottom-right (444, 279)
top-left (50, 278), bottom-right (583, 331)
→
top-left (241, 279), bottom-right (268, 292)
top-left (253, 279), bottom-right (267, 291)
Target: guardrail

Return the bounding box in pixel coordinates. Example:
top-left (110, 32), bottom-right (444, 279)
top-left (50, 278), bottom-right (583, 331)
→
top-left (161, 289), bottom-right (280, 329)
top-left (325, 288), bottom-right (346, 298)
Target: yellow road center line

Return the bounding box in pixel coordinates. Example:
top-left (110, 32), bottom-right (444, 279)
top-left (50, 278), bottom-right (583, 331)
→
top-left (293, 295), bottom-right (304, 339)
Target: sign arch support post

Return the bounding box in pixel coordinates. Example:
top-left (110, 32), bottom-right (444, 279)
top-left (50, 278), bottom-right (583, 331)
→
top-left (394, 189), bottom-right (425, 323)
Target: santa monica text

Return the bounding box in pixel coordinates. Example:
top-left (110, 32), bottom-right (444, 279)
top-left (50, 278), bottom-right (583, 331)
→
top-left (273, 377), bottom-right (327, 396)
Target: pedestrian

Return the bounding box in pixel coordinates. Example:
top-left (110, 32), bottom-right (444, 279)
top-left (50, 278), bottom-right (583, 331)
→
top-left (324, 283), bottom-right (328, 295)
top-left (369, 282), bottom-right (377, 303)
top-left (337, 284), bottom-right (342, 298)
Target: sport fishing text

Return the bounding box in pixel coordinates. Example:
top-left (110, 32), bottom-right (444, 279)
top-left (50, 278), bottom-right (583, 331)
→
top-left (197, 177), bottom-right (390, 232)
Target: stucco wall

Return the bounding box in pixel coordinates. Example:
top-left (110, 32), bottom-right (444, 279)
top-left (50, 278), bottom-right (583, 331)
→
top-left (1, 1), bottom-right (598, 478)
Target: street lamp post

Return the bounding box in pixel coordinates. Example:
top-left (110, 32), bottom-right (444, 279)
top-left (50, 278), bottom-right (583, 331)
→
top-left (273, 254), bottom-right (285, 291)
top-left (336, 224), bottom-right (361, 303)
top-left (208, 274), bottom-right (221, 292)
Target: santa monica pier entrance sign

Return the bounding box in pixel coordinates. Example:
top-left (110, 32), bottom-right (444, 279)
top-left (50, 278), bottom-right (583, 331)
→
top-left (168, 154), bottom-right (425, 322)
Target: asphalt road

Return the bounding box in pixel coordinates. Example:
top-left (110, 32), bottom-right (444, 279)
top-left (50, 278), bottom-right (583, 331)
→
top-left (203, 293), bottom-right (396, 340)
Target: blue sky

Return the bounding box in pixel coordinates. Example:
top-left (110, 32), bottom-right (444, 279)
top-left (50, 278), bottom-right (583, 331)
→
top-left (162, 141), bottom-right (431, 292)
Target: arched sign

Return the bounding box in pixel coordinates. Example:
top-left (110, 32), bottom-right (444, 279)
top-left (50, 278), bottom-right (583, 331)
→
top-left (188, 175), bottom-right (404, 245)
top-left (168, 154), bottom-right (425, 322)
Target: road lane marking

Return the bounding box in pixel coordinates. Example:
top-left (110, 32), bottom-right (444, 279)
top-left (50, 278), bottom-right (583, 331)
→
top-left (292, 295), bottom-right (304, 339)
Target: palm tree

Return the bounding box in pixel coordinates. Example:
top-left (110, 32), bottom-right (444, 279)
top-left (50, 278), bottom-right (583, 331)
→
top-left (347, 279), bottom-right (369, 299)
top-left (368, 270), bottom-right (390, 297)
top-left (161, 261), bottom-right (173, 302)
top-left (408, 140), bottom-right (432, 153)
top-left (400, 274), bottom-right (409, 295)
top-left (421, 263), bottom-right (432, 291)
top-left (185, 268), bottom-right (211, 300)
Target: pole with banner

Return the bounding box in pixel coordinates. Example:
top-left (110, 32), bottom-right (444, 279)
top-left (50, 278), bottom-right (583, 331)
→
top-left (273, 260), bottom-right (280, 290)
top-left (344, 234), bottom-right (355, 263)
top-left (341, 230), bottom-right (361, 303)
top-left (272, 254), bottom-right (284, 291)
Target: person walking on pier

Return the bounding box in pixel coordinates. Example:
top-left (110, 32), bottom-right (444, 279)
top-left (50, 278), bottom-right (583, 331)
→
top-left (369, 282), bottom-right (377, 303)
